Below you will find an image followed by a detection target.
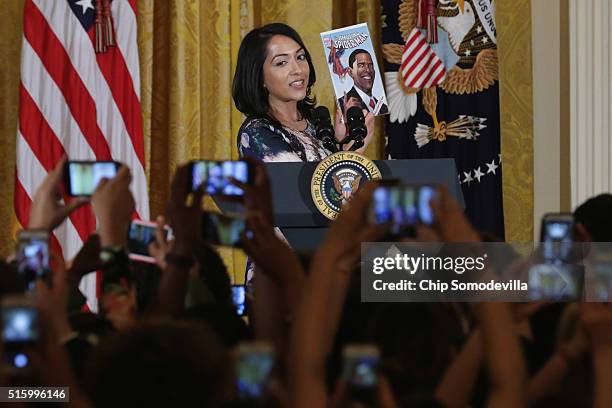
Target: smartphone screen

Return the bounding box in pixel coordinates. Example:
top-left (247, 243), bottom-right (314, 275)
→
top-left (236, 343), bottom-right (274, 400)
top-left (592, 260), bottom-right (612, 301)
top-left (587, 249), bottom-right (612, 301)
top-left (1, 297), bottom-right (39, 371)
top-left (16, 230), bottom-right (50, 289)
top-left (232, 285), bottom-right (246, 316)
top-left (2, 307), bottom-right (39, 344)
top-left (540, 213), bottom-right (574, 264)
top-left (201, 212), bottom-right (246, 247)
top-left (528, 263), bottom-right (581, 301)
top-left (65, 161), bottom-right (119, 196)
top-left (369, 184), bottom-right (437, 233)
top-left (127, 220), bottom-right (173, 263)
top-left (342, 345), bottom-right (379, 404)
top-left (190, 160), bottom-right (251, 196)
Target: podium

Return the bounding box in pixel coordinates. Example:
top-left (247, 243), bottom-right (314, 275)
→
top-left (264, 158), bottom-right (464, 251)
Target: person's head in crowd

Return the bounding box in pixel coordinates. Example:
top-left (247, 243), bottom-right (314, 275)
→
top-left (348, 49), bottom-right (375, 96)
top-left (573, 193), bottom-right (612, 241)
top-left (232, 22), bottom-right (317, 122)
top-left (87, 320), bottom-right (231, 407)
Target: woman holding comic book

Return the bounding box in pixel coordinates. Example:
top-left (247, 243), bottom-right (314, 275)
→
top-left (232, 23), bottom-right (376, 290)
top-left (232, 23), bottom-right (375, 162)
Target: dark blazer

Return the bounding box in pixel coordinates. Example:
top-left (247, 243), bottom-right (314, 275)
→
top-left (337, 86), bottom-right (389, 115)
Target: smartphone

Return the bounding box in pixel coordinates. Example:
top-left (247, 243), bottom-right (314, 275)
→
top-left (201, 212), bottom-right (248, 247)
top-left (540, 213), bottom-right (574, 264)
top-left (369, 184), bottom-right (437, 234)
top-left (127, 220), bottom-right (173, 264)
top-left (342, 344), bottom-right (379, 404)
top-left (1, 296), bottom-right (39, 373)
top-left (16, 230), bottom-right (50, 290)
top-left (235, 342), bottom-right (274, 400)
top-left (588, 250), bottom-right (612, 301)
top-left (189, 160), bottom-right (253, 196)
top-left (232, 285), bottom-right (246, 316)
top-left (528, 263), bottom-right (582, 301)
top-left (64, 160), bottom-right (120, 196)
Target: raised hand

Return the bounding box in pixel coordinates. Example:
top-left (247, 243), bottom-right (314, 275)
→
top-left (147, 216), bottom-right (174, 269)
top-left (91, 165), bottom-right (134, 248)
top-left (29, 157), bottom-right (89, 231)
top-left (430, 186), bottom-right (481, 243)
top-left (166, 164), bottom-right (204, 256)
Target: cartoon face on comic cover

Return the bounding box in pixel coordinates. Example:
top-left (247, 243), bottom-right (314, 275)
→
top-left (321, 23), bottom-right (389, 116)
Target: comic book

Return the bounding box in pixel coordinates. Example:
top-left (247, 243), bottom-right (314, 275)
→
top-left (320, 23), bottom-right (388, 116)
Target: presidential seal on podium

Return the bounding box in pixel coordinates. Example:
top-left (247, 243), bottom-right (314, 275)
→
top-left (311, 151), bottom-right (382, 220)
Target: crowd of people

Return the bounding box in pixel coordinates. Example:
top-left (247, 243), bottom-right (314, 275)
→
top-left (0, 157), bottom-right (611, 407)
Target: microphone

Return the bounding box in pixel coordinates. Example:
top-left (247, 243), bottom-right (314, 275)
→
top-left (345, 106), bottom-right (366, 151)
top-left (313, 106), bottom-right (338, 153)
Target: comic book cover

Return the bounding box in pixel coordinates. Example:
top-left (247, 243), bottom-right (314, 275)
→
top-left (321, 23), bottom-right (389, 116)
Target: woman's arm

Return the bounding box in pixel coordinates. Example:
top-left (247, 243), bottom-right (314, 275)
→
top-left (527, 327), bottom-right (587, 402)
top-left (289, 184), bottom-right (385, 408)
top-left (479, 303), bottom-right (528, 408)
top-left (435, 328), bottom-right (484, 408)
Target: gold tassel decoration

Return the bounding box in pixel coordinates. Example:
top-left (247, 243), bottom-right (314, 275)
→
top-left (102, 0), bottom-right (116, 48)
top-left (94, 0), bottom-right (106, 53)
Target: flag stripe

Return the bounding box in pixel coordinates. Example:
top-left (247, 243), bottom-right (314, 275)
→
top-left (401, 36), bottom-right (428, 73)
top-left (35, 0), bottom-right (149, 219)
top-left (19, 85), bottom-right (66, 170)
top-left (402, 42), bottom-right (430, 80)
top-left (20, 40), bottom-right (97, 160)
top-left (90, 29), bottom-right (145, 166)
top-left (24, 0), bottom-right (112, 161)
top-left (420, 60), bottom-right (443, 88)
top-left (424, 64), bottom-right (446, 88)
top-left (408, 52), bottom-right (436, 87)
top-left (16, 130), bottom-right (94, 244)
top-left (16, 132), bottom-right (84, 252)
top-left (411, 57), bottom-right (442, 88)
top-left (111, 0), bottom-right (141, 98)
top-left (401, 29), bottom-right (447, 89)
top-left (400, 30), bottom-right (423, 70)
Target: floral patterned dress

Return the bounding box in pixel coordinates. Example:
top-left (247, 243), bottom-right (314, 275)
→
top-left (238, 116), bottom-right (333, 286)
top-left (238, 116), bottom-right (331, 162)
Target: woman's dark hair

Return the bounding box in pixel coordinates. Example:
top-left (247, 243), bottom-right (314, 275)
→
top-left (232, 23), bottom-right (317, 121)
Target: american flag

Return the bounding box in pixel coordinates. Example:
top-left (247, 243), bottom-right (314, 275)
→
top-left (15, 0), bottom-right (149, 311)
top-left (400, 28), bottom-right (447, 89)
